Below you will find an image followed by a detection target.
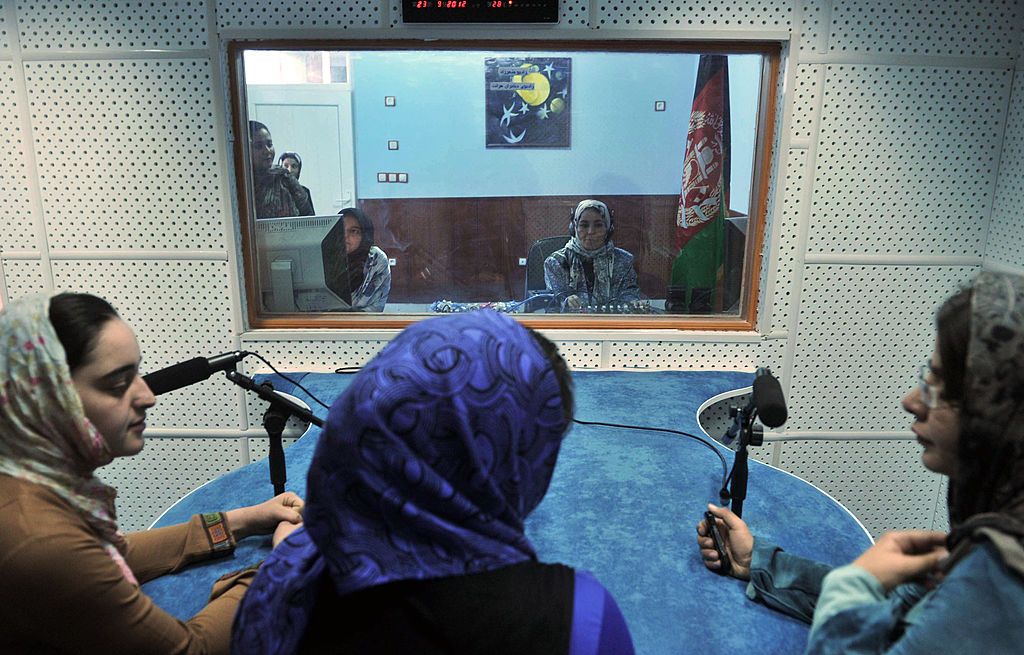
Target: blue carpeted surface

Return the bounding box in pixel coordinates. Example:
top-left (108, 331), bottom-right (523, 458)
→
top-left (144, 370), bottom-right (870, 654)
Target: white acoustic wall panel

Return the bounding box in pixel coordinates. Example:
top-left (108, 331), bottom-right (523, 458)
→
top-left (1, 62), bottom-right (37, 252)
top-left (98, 438), bottom-right (247, 533)
top-left (770, 149), bottom-right (808, 333)
top-left (828, 0), bottom-right (1021, 58)
top-left (789, 64), bottom-right (821, 142)
top-left (592, 1), bottom-right (792, 29)
top-left (788, 264), bottom-right (977, 432)
top-left (987, 68), bottom-right (1024, 270)
top-left (0, 5), bottom-right (11, 54)
top-left (1, 259), bottom-right (45, 299)
top-left (799, 0), bottom-right (826, 54)
top-left (933, 476), bottom-right (950, 533)
top-left (218, 0), bottom-right (382, 30)
top-left (551, 340), bottom-right (602, 368)
top-left (15, 1), bottom-right (210, 52)
top-left (24, 59), bottom-right (227, 251)
top-left (809, 65), bottom-right (1009, 257)
top-left (607, 338), bottom-right (785, 370)
top-left (51, 259), bottom-right (241, 429)
top-left (247, 437), bottom-right (299, 464)
top-left (778, 439), bottom-right (946, 537)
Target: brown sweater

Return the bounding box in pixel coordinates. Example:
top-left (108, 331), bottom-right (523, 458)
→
top-left (0, 474), bottom-right (256, 654)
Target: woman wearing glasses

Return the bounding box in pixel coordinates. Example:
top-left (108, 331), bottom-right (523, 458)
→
top-left (696, 271), bottom-right (1024, 653)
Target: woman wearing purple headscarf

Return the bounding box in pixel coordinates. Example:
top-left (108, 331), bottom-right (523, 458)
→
top-left (232, 310), bottom-right (634, 654)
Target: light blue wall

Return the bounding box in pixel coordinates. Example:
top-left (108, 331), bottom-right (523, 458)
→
top-left (353, 51), bottom-right (760, 214)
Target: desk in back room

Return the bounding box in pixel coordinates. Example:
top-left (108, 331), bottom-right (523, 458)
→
top-left (144, 370), bottom-right (871, 655)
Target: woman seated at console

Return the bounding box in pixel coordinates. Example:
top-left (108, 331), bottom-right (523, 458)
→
top-left (330, 207), bottom-right (391, 312)
top-left (696, 271), bottom-right (1024, 653)
top-left (233, 310), bottom-right (634, 655)
top-left (0, 292), bottom-right (304, 653)
top-left (543, 199), bottom-right (641, 312)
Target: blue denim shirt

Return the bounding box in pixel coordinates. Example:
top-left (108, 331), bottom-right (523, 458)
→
top-left (747, 539), bottom-right (1024, 654)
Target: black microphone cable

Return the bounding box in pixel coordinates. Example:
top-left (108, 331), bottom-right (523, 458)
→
top-left (245, 352), bottom-right (332, 411)
top-left (571, 418), bottom-right (731, 500)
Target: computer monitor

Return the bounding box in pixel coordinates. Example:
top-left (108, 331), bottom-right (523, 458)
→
top-left (254, 215), bottom-right (351, 312)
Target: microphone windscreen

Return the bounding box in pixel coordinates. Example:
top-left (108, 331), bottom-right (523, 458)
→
top-left (752, 373), bottom-right (788, 428)
top-left (143, 357), bottom-right (211, 396)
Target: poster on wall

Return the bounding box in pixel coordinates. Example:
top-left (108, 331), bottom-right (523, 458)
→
top-left (485, 57), bottom-right (571, 148)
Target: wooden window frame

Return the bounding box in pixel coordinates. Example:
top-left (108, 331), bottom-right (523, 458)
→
top-left (229, 39), bottom-right (781, 330)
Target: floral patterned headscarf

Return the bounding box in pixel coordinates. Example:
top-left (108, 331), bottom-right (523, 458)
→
top-left (0, 294), bottom-right (136, 584)
top-left (946, 272), bottom-right (1024, 578)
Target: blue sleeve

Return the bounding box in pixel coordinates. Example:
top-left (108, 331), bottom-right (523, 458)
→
top-left (805, 542), bottom-right (1024, 654)
top-left (745, 538), bottom-right (834, 624)
top-left (570, 570), bottom-right (634, 655)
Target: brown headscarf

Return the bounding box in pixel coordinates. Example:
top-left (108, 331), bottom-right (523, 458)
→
top-left (945, 271), bottom-right (1024, 578)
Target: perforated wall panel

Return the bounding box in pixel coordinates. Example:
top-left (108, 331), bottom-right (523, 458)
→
top-left (798, 0), bottom-right (825, 54)
top-left (808, 66), bottom-right (1008, 257)
top-left (1, 259), bottom-right (46, 299)
top-left (788, 265), bottom-right (977, 432)
top-left (770, 149), bottom-right (807, 333)
top-left (24, 59), bottom-right (226, 251)
top-left (98, 438), bottom-right (247, 533)
top-left (0, 6), bottom-right (11, 53)
top-left (789, 64), bottom-right (820, 142)
top-left (0, 62), bottom-right (37, 252)
top-left (933, 476), bottom-right (950, 533)
top-left (592, 1), bottom-right (792, 29)
top-left (607, 338), bottom-right (784, 370)
top-left (550, 340), bottom-right (602, 368)
top-left (218, 0), bottom-right (382, 30)
top-left (247, 437), bottom-right (299, 463)
top-left (778, 439), bottom-right (946, 537)
top-left (16, 1), bottom-right (210, 52)
top-left (828, 0), bottom-right (1021, 59)
top-left (987, 69), bottom-right (1024, 270)
top-left (51, 259), bottom-right (241, 429)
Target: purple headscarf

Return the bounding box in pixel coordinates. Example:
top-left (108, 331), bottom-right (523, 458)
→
top-left (232, 310), bottom-right (569, 654)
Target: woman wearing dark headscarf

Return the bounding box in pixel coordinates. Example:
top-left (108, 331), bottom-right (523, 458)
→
top-left (249, 121), bottom-right (314, 219)
top-left (695, 272), bottom-right (1024, 653)
top-left (328, 207), bottom-right (391, 312)
top-left (232, 310), bottom-right (634, 654)
top-left (277, 151), bottom-right (315, 214)
top-left (543, 199), bottom-right (641, 311)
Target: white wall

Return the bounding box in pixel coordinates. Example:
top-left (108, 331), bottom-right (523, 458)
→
top-left (1, 0), bottom-right (1022, 534)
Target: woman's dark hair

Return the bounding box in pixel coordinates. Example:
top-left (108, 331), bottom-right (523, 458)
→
top-left (48, 293), bottom-right (119, 372)
top-left (338, 207), bottom-right (375, 249)
top-left (249, 120), bottom-right (269, 140)
top-left (527, 329), bottom-right (574, 427)
top-left (278, 151), bottom-right (302, 171)
top-left (935, 286), bottom-right (972, 405)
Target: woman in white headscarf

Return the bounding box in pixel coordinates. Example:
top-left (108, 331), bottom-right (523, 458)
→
top-left (543, 199), bottom-right (641, 312)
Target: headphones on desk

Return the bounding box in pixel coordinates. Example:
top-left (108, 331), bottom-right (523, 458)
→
top-left (568, 200), bottom-right (614, 241)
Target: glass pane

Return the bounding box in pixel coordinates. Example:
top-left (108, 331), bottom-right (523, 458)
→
top-left (239, 47), bottom-right (764, 318)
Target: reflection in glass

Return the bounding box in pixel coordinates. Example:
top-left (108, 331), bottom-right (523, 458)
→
top-left (239, 48), bottom-right (763, 317)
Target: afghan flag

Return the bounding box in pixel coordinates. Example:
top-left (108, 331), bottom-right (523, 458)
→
top-left (670, 55), bottom-right (730, 313)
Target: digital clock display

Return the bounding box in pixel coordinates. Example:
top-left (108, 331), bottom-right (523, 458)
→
top-left (402, 1), bottom-right (559, 24)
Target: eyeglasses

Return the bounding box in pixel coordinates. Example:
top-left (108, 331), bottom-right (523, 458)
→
top-left (917, 363), bottom-right (942, 409)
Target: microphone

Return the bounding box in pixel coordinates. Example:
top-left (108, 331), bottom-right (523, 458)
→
top-left (143, 351), bottom-right (249, 396)
top-left (752, 367), bottom-right (787, 428)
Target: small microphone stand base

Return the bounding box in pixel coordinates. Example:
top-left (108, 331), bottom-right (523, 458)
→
top-left (226, 370), bottom-right (325, 495)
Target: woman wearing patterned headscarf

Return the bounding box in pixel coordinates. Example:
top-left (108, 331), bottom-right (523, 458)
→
top-left (327, 207), bottom-right (391, 312)
top-left (544, 199), bottom-right (641, 311)
top-left (249, 121), bottom-right (314, 219)
top-left (0, 293), bottom-right (304, 654)
top-left (232, 310), bottom-right (634, 654)
top-left (695, 272), bottom-right (1024, 653)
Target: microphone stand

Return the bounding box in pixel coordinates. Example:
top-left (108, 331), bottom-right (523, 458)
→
top-left (724, 402), bottom-right (764, 519)
top-left (226, 370), bottom-right (325, 495)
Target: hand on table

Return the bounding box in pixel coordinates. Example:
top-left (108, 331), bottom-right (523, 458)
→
top-left (225, 492), bottom-right (304, 541)
top-left (696, 503), bottom-right (754, 580)
top-left (853, 530), bottom-right (948, 591)
top-left (272, 519), bottom-right (303, 548)
top-left (564, 295), bottom-right (583, 311)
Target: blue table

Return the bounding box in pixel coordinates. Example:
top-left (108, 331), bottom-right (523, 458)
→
top-left (145, 370), bottom-right (870, 655)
